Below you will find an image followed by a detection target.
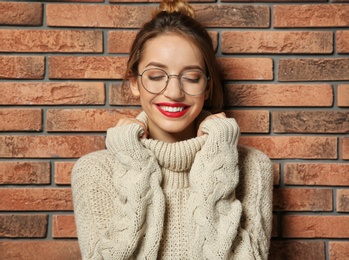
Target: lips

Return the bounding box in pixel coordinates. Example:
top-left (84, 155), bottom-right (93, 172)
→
top-left (155, 103), bottom-right (190, 118)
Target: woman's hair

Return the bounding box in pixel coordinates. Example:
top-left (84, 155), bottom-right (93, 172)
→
top-left (125, 0), bottom-right (223, 111)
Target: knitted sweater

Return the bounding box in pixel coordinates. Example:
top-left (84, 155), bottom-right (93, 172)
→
top-left (71, 112), bottom-right (273, 260)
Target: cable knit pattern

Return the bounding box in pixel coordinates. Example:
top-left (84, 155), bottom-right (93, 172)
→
top-left (71, 111), bottom-right (273, 260)
top-left (105, 123), bottom-right (165, 259)
top-left (187, 117), bottom-right (241, 259)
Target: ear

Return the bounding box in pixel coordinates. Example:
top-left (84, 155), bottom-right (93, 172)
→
top-left (129, 77), bottom-right (140, 97)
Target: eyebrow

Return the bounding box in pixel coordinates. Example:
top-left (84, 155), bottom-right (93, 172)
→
top-left (145, 62), bottom-right (167, 69)
top-left (144, 62), bottom-right (204, 72)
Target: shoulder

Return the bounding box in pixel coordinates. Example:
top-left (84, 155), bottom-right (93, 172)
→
top-left (73, 149), bottom-right (113, 169)
top-left (236, 145), bottom-right (273, 207)
top-left (71, 149), bottom-right (116, 185)
top-left (238, 145), bottom-right (271, 164)
top-left (237, 145), bottom-right (273, 181)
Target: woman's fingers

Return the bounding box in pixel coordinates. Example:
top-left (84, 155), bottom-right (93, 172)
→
top-left (116, 118), bottom-right (148, 139)
top-left (197, 112), bottom-right (227, 137)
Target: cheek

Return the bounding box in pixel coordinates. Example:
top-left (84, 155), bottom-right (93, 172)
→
top-left (139, 88), bottom-right (157, 105)
top-left (196, 92), bottom-right (207, 103)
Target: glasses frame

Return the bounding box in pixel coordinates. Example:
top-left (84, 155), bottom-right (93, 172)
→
top-left (138, 68), bottom-right (210, 96)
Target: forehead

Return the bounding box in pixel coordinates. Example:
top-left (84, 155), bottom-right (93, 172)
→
top-left (139, 33), bottom-right (205, 69)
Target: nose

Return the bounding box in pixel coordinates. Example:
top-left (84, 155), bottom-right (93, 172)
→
top-left (163, 75), bottom-right (185, 100)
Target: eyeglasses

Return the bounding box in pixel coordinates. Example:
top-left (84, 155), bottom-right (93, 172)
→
top-left (138, 68), bottom-right (210, 96)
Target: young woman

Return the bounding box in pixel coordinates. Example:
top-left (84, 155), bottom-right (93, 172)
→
top-left (71, 0), bottom-right (273, 259)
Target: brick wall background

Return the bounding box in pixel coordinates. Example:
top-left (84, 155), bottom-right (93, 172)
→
top-left (0, 0), bottom-right (348, 259)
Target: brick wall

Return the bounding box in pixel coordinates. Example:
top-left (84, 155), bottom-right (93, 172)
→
top-left (0, 0), bottom-right (348, 259)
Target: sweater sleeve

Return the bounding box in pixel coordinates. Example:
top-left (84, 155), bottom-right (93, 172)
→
top-left (71, 151), bottom-right (117, 260)
top-left (72, 123), bottom-right (165, 260)
top-left (187, 117), bottom-right (273, 260)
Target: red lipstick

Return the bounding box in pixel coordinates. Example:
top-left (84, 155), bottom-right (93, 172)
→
top-left (155, 102), bottom-right (190, 118)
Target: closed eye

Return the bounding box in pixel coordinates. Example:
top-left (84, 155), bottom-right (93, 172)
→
top-left (182, 76), bottom-right (201, 83)
top-left (148, 75), bottom-right (166, 81)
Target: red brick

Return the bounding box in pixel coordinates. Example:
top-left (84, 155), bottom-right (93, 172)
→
top-left (338, 84), bottom-right (349, 107)
top-left (273, 188), bottom-right (332, 211)
top-left (223, 0), bottom-right (327, 1)
top-left (47, 4), bottom-right (269, 28)
top-left (0, 214), bottom-right (47, 238)
top-left (209, 31), bottom-right (218, 52)
top-left (55, 162), bottom-right (75, 185)
top-left (269, 241), bottom-right (325, 260)
top-left (329, 242), bottom-right (349, 260)
top-left (0, 56), bottom-right (44, 79)
top-left (46, 108), bottom-right (267, 133)
top-left (108, 31), bottom-right (136, 53)
top-left (108, 31), bottom-right (218, 53)
top-left (109, 0), bottom-right (216, 2)
top-left (284, 163), bottom-right (349, 186)
top-left (239, 136), bottom-right (337, 159)
top-left (53, 215), bottom-right (77, 238)
top-left (282, 215), bottom-right (349, 238)
top-left (337, 31), bottom-right (349, 53)
top-left (341, 137), bottom-right (349, 160)
top-left (0, 136), bottom-right (105, 158)
top-left (0, 30), bottom-right (102, 53)
top-left (278, 58), bottom-right (349, 81)
top-left (273, 111), bottom-right (349, 133)
top-left (195, 4), bottom-right (269, 28)
top-left (0, 82), bottom-right (105, 105)
top-left (222, 31), bottom-right (332, 54)
top-left (0, 109), bottom-right (42, 131)
top-left (224, 84), bottom-right (333, 107)
top-left (272, 214), bottom-right (278, 237)
top-left (58, 0), bottom-right (103, 2)
top-left (109, 82), bottom-right (140, 106)
top-left (274, 4), bottom-right (349, 27)
top-left (0, 161), bottom-right (50, 185)
top-left (47, 4), bottom-right (154, 28)
top-left (46, 109), bottom-right (141, 132)
top-left (273, 163), bottom-right (280, 186)
top-left (48, 56), bottom-right (128, 79)
top-left (225, 110), bottom-right (269, 133)
top-left (0, 2), bottom-right (42, 26)
top-left (337, 189), bottom-right (349, 212)
top-left (218, 58), bottom-right (273, 80)
top-left (0, 241), bottom-right (81, 260)
top-left (0, 188), bottom-right (73, 211)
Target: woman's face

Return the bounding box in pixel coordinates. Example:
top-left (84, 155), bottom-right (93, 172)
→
top-left (130, 33), bottom-right (208, 142)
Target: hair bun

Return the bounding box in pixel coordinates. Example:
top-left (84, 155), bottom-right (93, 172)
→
top-left (154, 0), bottom-right (195, 18)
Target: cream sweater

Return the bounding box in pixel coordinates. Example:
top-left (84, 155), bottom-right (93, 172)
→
top-left (72, 112), bottom-right (273, 260)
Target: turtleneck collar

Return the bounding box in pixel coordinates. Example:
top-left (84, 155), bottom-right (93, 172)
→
top-left (140, 136), bottom-right (207, 172)
top-left (137, 111), bottom-right (208, 172)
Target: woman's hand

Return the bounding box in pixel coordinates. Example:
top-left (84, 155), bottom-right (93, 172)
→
top-left (197, 112), bottom-right (227, 137)
top-left (116, 118), bottom-right (148, 139)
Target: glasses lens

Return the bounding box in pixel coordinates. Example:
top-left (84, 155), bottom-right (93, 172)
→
top-left (181, 71), bottom-right (207, 95)
top-left (141, 69), bottom-right (167, 93)
top-left (140, 69), bottom-right (208, 95)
